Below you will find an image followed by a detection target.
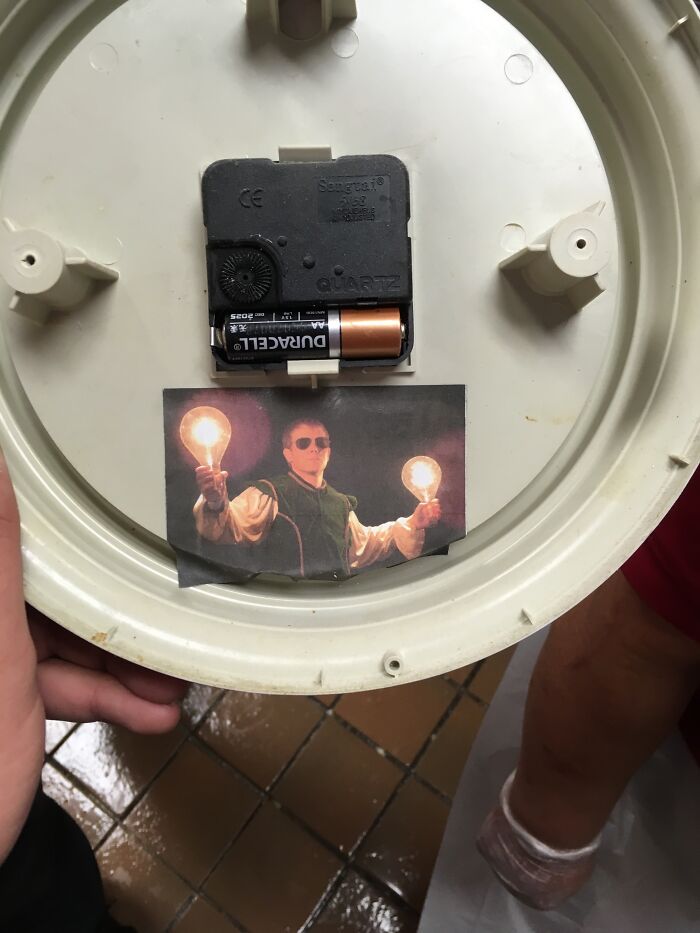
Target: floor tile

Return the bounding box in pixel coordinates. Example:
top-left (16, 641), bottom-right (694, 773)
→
top-left (125, 739), bottom-right (259, 886)
top-left (181, 684), bottom-right (223, 730)
top-left (469, 648), bottom-right (516, 703)
top-left (171, 896), bottom-right (240, 932)
top-left (205, 801), bottom-right (342, 932)
top-left (335, 679), bottom-right (457, 765)
top-left (54, 722), bottom-right (186, 815)
top-left (416, 695), bottom-right (487, 798)
top-left (45, 720), bottom-right (75, 754)
top-left (312, 871), bottom-right (418, 932)
top-left (274, 718), bottom-right (403, 852)
top-left (97, 827), bottom-right (191, 933)
top-left (199, 691), bottom-right (323, 789)
top-left (357, 778), bottom-right (450, 912)
top-left (42, 762), bottom-right (114, 848)
top-left (445, 664), bottom-right (476, 685)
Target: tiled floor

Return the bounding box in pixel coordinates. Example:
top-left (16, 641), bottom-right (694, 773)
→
top-left (42, 649), bottom-right (515, 933)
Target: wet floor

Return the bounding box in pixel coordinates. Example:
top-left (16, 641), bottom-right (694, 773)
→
top-left (43, 649), bottom-right (514, 932)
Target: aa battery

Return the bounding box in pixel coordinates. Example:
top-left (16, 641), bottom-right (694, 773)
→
top-left (220, 308), bottom-right (403, 363)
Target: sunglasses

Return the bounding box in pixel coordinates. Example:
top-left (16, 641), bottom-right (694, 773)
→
top-left (294, 436), bottom-right (331, 450)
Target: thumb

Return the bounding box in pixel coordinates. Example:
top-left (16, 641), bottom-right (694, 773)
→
top-left (0, 448), bottom-right (25, 623)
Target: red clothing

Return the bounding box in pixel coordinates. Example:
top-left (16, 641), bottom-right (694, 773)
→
top-left (622, 467), bottom-right (700, 765)
top-left (623, 467), bottom-right (700, 645)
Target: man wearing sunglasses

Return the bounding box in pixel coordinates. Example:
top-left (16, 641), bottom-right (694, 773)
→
top-left (193, 418), bottom-right (441, 579)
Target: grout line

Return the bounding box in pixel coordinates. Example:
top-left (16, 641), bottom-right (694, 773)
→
top-left (188, 728), bottom-right (420, 927)
top-left (56, 670), bottom-right (484, 835)
top-left (97, 821), bottom-right (238, 933)
top-left (85, 667), bottom-right (501, 929)
top-left (192, 701), bottom-right (331, 917)
top-left (464, 688), bottom-right (490, 707)
top-left (444, 663), bottom-right (478, 687)
top-left (463, 659), bottom-right (484, 689)
top-left (177, 682), bottom-right (487, 924)
top-left (189, 733), bottom-right (268, 798)
top-left (165, 891), bottom-right (248, 933)
top-left (411, 770), bottom-right (453, 807)
top-left (183, 688), bottom-right (226, 734)
top-left (46, 757), bottom-right (123, 824)
top-left (300, 859), bottom-right (422, 932)
top-left (96, 689), bottom-right (227, 831)
top-left (50, 687), bottom-right (227, 832)
top-left (300, 862), bottom-right (347, 931)
top-left (308, 695), bottom-right (342, 712)
top-left (106, 674), bottom-right (478, 929)
top-left (164, 893), bottom-right (197, 932)
top-left (344, 860), bottom-right (422, 918)
top-left (201, 893), bottom-right (249, 933)
top-left (305, 679), bottom-right (488, 917)
top-left (45, 721), bottom-right (78, 757)
top-left (114, 730), bottom-right (190, 823)
top-left (51, 724), bottom-right (190, 828)
top-left (97, 819), bottom-right (201, 898)
top-left (327, 711), bottom-right (439, 783)
top-left (326, 681), bottom-right (484, 797)
top-left (298, 864), bottom-right (352, 931)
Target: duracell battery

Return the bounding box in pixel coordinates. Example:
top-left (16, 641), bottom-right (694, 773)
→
top-left (220, 308), bottom-right (404, 364)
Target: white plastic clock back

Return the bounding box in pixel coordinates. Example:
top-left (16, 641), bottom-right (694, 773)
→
top-left (0, 0), bottom-right (698, 693)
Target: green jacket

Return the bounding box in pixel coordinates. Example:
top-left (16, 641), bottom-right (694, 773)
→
top-left (253, 472), bottom-right (358, 579)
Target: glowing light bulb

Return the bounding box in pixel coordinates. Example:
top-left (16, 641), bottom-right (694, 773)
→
top-left (180, 406), bottom-right (232, 469)
top-left (402, 456), bottom-right (442, 503)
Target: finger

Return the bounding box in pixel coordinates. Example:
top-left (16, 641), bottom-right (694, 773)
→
top-left (105, 656), bottom-right (190, 705)
top-left (27, 608), bottom-right (104, 667)
top-left (26, 608), bottom-right (189, 704)
top-left (37, 660), bottom-right (181, 734)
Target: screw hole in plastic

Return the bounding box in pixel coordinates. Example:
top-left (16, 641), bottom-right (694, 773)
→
top-left (383, 653), bottom-right (404, 678)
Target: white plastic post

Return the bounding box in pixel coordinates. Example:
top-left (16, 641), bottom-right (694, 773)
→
top-left (499, 203), bottom-right (612, 310)
top-left (247, 0), bottom-right (357, 36)
top-left (0, 219), bottom-right (118, 323)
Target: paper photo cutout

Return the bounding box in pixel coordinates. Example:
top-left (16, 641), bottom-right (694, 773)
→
top-left (163, 386), bottom-right (466, 586)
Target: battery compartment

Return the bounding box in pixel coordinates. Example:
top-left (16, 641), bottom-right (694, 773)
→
top-left (202, 154), bottom-right (414, 374)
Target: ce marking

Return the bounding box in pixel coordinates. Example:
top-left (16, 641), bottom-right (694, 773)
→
top-left (239, 187), bottom-right (264, 209)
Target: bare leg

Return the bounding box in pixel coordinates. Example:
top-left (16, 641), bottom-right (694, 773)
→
top-left (511, 571), bottom-right (700, 846)
top-left (478, 571), bottom-right (700, 908)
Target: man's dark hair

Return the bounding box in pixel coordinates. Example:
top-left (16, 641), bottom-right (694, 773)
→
top-left (282, 419), bottom-right (329, 449)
